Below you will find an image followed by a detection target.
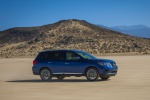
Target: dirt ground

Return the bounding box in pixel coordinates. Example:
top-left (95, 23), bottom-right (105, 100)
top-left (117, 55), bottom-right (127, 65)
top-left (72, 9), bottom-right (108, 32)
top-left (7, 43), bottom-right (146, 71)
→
top-left (0, 55), bottom-right (150, 100)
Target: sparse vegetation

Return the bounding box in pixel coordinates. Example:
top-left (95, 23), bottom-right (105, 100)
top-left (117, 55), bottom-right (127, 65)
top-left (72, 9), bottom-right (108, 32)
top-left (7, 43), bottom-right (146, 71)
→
top-left (0, 19), bottom-right (150, 57)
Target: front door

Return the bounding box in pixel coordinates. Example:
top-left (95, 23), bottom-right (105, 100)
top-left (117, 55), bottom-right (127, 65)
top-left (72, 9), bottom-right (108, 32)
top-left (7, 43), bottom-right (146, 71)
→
top-left (64, 52), bottom-right (84, 74)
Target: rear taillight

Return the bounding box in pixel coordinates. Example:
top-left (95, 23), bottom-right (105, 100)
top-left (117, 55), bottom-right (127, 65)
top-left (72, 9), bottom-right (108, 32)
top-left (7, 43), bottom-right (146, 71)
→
top-left (33, 60), bottom-right (38, 65)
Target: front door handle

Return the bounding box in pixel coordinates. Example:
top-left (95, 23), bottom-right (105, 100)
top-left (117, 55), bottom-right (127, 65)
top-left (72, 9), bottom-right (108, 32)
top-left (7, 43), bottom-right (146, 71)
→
top-left (65, 63), bottom-right (69, 64)
top-left (48, 62), bottom-right (52, 63)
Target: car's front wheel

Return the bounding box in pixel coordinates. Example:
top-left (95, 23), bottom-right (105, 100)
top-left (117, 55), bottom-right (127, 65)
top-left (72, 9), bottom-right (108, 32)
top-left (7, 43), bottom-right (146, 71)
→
top-left (40, 68), bottom-right (52, 81)
top-left (86, 68), bottom-right (99, 81)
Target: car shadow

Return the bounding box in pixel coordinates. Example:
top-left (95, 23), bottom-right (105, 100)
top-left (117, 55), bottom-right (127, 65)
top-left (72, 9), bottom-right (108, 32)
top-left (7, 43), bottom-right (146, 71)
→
top-left (6, 79), bottom-right (109, 83)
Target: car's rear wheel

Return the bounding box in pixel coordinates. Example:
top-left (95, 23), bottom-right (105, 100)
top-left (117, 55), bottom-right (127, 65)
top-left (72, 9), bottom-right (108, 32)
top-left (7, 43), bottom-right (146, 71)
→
top-left (100, 76), bottom-right (110, 80)
top-left (56, 75), bottom-right (65, 80)
top-left (40, 68), bottom-right (52, 81)
top-left (86, 68), bottom-right (99, 81)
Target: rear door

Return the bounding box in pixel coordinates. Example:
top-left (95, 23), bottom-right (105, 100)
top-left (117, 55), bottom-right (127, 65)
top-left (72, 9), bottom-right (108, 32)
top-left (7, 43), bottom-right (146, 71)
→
top-left (46, 51), bottom-right (66, 74)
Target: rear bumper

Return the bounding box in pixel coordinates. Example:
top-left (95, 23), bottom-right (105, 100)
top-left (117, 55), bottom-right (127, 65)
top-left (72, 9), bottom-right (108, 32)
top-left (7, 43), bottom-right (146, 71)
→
top-left (32, 66), bottom-right (39, 75)
top-left (32, 71), bottom-right (39, 75)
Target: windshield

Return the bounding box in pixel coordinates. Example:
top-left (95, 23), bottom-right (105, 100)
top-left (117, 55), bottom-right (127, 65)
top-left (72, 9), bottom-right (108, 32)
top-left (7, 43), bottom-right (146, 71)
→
top-left (76, 51), bottom-right (97, 60)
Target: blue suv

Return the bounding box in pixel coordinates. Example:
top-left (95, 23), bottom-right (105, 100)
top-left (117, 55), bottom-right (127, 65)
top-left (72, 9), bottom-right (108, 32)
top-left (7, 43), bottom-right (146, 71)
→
top-left (32, 50), bottom-right (118, 81)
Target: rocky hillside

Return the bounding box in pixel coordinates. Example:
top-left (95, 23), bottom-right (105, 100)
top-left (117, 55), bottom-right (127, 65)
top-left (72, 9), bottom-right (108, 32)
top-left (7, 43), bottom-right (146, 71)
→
top-left (0, 19), bottom-right (150, 57)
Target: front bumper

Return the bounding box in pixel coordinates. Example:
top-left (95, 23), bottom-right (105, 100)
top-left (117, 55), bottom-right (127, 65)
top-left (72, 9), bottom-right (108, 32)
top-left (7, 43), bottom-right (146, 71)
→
top-left (104, 71), bottom-right (117, 76)
top-left (100, 66), bottom-right (118, 77)
top-left (100, 71), bottom-right (117, 77)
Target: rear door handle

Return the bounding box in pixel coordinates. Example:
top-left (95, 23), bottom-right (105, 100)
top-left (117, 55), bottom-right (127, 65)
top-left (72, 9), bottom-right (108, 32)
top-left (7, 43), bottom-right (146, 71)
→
top-left (48, 62), bottom-right (52, 63)
top-left (65, 63), bottom-right (69, 64)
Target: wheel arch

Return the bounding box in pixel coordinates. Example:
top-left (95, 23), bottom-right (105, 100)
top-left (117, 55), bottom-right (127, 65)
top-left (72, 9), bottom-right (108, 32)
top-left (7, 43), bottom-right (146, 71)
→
top-left (39, 67), bottom-right (51, 74)
top-left (84, 66), bottom-right (99, 75)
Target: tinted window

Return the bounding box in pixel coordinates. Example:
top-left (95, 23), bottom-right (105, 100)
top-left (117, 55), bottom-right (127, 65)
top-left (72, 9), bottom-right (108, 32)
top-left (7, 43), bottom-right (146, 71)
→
top-left (36, 52), bottom-right (50, 60)
top-left (51, 52), bottom-right (65, 60)
top-left (37, 51), bottom-right (65, 61)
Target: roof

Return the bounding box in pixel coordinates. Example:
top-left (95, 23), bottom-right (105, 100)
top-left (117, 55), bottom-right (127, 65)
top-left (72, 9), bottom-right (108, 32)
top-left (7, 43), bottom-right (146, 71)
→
top-left (40, 49), bottom-right (83, 53)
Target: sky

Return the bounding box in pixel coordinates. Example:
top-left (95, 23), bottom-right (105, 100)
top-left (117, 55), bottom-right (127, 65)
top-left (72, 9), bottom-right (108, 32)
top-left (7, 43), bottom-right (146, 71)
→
top-left (0, 0), bottom-right (150, 31)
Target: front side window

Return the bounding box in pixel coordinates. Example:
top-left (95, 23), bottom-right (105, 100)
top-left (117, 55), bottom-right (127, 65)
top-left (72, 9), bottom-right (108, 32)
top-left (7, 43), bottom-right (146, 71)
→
top-left (66, 52), bottom-right (80, 60)
top-left (76, 51), bottom-right (97, 60)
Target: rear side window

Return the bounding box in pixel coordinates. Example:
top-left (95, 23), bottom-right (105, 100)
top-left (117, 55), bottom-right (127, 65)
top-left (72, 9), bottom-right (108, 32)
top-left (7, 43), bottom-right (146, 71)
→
top-left (36, 51), bottom-right (65, 61)
top-left (51, 52), bottom-right (65, 60)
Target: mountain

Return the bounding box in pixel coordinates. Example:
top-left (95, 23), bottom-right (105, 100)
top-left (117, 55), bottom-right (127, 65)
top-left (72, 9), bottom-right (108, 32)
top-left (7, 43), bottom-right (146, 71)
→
top-left (0, 19), bottom-right (150, 57)
top-left (96, 24), bottom-right (110, 29)
top-left (110, 25), bottom-right (150, 38)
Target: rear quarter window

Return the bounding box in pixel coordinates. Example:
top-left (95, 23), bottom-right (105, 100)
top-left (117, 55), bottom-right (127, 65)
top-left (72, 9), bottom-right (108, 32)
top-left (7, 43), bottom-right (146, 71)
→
top-left (36, 52), bottom-right (50, 60)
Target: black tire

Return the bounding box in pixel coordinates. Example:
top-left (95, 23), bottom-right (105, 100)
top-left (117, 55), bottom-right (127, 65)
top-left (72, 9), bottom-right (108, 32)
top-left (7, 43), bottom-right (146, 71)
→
top-left (86, 68), bottom-right (99, 81)
top-left (100, 76), bottom-right (110, 80)
top-left (56, 76), bottom-right (65, 80)
top-left (40, 68), bottom-right (52, 81)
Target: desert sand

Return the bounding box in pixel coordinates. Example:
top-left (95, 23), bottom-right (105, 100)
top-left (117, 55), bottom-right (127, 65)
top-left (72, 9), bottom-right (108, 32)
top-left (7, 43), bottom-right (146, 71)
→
top-left (0, 55), bottom-right (150, 100)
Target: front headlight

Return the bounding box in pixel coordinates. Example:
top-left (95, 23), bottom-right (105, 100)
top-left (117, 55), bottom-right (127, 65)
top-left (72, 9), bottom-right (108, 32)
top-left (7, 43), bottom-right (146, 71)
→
top-left (97, 62), bottom-right (113, 67)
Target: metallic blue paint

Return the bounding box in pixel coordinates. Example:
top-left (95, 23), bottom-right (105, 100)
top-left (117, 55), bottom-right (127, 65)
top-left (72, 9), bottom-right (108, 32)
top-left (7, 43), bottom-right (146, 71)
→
top-left (32, 50), bottom-right (118, 78)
